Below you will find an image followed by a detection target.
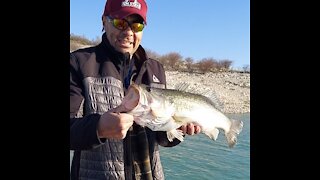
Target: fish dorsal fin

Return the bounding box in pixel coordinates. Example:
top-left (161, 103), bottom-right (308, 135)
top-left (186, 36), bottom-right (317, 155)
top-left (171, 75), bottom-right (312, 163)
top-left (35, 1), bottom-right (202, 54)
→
top-left (174, 82), bottom-right (190, 91)
top-left (173, 83), bottom-right (224, 111)
top-left (201, 90), bottom-right (224, 111)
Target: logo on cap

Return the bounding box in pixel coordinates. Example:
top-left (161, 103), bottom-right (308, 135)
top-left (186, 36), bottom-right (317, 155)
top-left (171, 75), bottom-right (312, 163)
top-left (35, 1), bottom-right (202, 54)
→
top-left (122, 0), bottom-right (141, 10)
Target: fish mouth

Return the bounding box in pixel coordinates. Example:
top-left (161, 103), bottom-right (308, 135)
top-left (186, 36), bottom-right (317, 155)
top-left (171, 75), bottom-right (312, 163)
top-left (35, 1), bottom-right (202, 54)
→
top-left (122, 84), bottom-right (140, 111)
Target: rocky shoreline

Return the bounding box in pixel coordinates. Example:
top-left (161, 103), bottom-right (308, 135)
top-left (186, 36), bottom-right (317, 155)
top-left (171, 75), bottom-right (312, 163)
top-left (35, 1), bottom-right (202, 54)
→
top-left (165, 71), bottom-right (250, 114)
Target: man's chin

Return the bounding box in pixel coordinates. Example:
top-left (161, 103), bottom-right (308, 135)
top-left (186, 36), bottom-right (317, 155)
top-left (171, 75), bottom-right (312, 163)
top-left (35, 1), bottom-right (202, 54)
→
top-left (116, 47), bottom-right (132, 53)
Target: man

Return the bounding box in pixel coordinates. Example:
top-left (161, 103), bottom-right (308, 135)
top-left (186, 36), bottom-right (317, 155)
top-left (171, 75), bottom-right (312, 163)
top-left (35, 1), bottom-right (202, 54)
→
top-left (70, 0), bottom-right (200, 179)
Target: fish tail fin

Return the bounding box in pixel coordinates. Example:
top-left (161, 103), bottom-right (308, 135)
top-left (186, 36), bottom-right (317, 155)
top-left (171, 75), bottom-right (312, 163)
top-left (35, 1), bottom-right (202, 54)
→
top-left (204, 128), bottom-right (219, 141)
top-left (167, 129), bottom-right (184, 142)
top-left (226, 119), bottom-right (244, 148)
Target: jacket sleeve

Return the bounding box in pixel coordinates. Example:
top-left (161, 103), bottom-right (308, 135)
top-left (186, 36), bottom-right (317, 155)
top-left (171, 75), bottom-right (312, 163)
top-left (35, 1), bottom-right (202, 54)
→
top-left (70, 53), bottom-right (105, 150)
top-left (156, 131), bottom-right (182, 147)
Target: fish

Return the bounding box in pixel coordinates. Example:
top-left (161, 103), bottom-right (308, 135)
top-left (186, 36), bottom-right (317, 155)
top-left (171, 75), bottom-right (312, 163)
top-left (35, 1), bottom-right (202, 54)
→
top-left (120, 83), bottom-right (244, 148)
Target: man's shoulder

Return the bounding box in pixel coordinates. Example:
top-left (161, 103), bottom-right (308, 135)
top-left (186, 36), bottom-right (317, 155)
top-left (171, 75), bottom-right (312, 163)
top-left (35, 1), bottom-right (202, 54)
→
top-left (144, 58), bottom-right (166, 86)
top-left (146, 58), bottom-right (164, 67)
top-left (70, 46), bottom-right (96, 56)
top-left (70, 46), bottom-right (97, 62)
top-left (145, 58), bottom-right (165, 72)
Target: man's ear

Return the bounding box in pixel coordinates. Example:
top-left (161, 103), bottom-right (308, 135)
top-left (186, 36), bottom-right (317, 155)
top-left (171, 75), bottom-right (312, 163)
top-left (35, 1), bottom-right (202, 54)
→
top-left (102, 16), bottom-right (107, 25)
top-left (102, 16), bottom-right (107, 31)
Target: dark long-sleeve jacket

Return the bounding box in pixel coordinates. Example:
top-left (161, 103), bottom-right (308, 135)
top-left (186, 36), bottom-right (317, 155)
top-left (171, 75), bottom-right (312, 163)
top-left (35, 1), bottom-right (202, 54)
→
top-left (70, 33), bottom-right (180, 180)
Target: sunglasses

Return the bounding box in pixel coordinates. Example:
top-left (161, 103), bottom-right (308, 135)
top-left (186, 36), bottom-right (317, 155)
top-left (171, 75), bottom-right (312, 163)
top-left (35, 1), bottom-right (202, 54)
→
top-left (107, 17), bottom-right (145, 32)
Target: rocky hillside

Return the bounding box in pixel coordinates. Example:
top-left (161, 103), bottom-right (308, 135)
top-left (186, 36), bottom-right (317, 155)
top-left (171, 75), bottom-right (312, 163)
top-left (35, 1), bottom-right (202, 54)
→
top-left (165, 71), bottom-right (250, 114)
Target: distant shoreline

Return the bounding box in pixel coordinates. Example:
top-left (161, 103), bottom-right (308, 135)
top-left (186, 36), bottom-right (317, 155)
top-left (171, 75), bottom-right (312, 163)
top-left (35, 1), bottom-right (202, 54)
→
top-left (165, 71), bottom-right (250, 114)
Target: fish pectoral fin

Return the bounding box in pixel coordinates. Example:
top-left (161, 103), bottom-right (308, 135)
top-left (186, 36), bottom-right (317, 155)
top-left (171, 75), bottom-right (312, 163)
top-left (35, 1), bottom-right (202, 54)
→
top-left (167, 129), bottom-right (184, 142)
top-left (204, 128), bottom-right (219, 141)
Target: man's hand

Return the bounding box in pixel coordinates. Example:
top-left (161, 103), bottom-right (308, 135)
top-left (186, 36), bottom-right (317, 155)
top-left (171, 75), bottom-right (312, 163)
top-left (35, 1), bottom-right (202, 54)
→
top-left (97, 105), bottom-right (134, 139)
top-left (179, 123), bottom-right (201, 135)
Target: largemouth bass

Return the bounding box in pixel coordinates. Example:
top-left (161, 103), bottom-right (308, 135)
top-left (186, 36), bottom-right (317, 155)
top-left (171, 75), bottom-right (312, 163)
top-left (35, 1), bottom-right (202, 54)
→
top-left (121, 84), bottom-right (244, 148)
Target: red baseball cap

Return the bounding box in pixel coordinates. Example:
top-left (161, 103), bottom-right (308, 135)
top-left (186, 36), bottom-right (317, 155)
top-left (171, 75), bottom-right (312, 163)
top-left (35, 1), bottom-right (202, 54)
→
top-left (103, 0), bottom-right (148, 24)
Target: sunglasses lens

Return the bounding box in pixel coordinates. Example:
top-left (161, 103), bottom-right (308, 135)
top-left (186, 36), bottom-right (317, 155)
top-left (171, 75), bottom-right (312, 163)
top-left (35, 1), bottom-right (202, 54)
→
top-left (131, 23), bottom-right (144, 32)
top-left (113, 19), bottom-right (128, 30)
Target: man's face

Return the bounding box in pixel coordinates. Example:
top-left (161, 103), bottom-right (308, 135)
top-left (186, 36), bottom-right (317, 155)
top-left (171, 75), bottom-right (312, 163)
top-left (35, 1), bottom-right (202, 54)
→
top-left (103, 14), bottom-right (144, 56)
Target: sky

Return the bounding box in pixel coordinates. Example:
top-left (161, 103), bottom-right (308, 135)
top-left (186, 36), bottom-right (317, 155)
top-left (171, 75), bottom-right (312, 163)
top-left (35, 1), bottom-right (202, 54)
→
top-left (70, 0), bottom-right (250, 69)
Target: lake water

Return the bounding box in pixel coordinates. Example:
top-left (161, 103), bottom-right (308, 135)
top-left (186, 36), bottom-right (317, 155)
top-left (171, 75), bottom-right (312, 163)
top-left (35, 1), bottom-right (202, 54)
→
top-left (159, 113), bottom-right (250, 180)
top-left (70, 113), bottom-right (250, 179)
